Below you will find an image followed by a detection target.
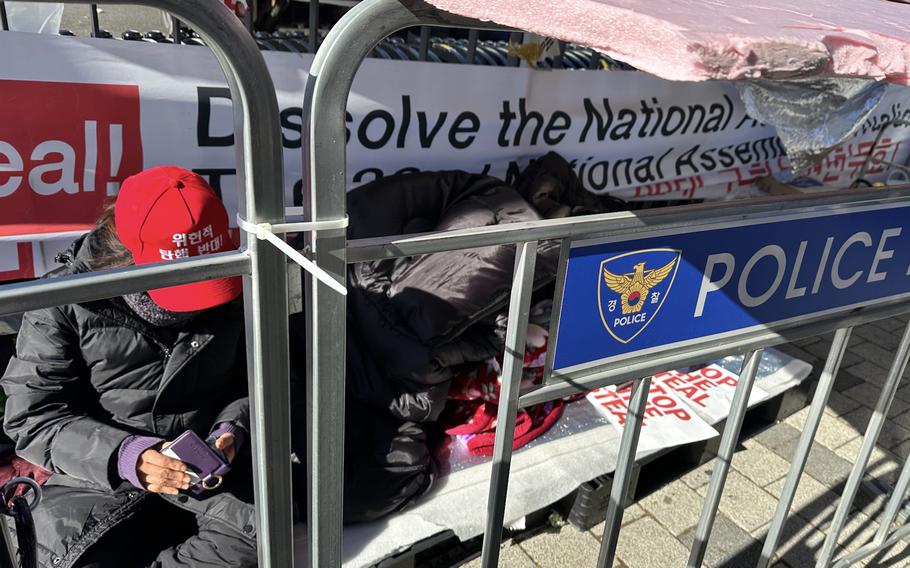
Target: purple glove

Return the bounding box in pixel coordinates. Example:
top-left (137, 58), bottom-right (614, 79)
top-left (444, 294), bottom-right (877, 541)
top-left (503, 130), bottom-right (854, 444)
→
top-left (117, 435), bottom-right (164, 490)
top-left (117, 423), bottom-right (244, 491)
top-left (209, 422), bottom-right (246, 458)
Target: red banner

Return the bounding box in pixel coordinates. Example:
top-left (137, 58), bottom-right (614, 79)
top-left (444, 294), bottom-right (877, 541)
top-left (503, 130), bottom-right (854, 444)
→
top-left (0, 79), bottom-right (143, 237)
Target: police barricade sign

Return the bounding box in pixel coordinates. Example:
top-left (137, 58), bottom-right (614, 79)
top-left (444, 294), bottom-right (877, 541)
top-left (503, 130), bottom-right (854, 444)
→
top-left (550, 199), bottom-right (910, 378)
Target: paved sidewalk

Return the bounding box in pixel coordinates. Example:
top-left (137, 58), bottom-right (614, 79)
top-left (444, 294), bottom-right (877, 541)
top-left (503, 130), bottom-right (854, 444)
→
top-left (460, 316), bottom-right (910, 567)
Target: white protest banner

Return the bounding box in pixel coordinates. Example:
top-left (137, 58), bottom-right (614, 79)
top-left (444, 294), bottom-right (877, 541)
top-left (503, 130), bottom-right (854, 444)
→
top-left (656, 365), bottom-right (770, 425)
top-left (1, 32), bottom-right (909, 279)
top-left (586, 381), bottom-right (716, 456)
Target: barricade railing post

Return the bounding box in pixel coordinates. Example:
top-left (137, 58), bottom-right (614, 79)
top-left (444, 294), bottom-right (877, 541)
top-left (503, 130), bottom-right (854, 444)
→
top-left (418, 26), bottom-right (430, 60)
top-left (587, 48), bottom-right (599, 70)
top-left (873, 444), bottom-right (910, 540)
top-left (817, 320), bottom-right (910, 567)
top-left (834, 449), bottom-right (910, 566)
top-left (758, 327), bottom-right (853, 567)
top-left (597, 375), bottom-right (652, 567)
top-left (480, 241), bottom-right (539, 568)
top-left (90, 4), bottom-right (101, 37)
top-left (0, 3), bottom-right (8, 31)
top-left (309, 0), bottom-right (319, 53)
top-left (20, 1), bottom-right (293, 566)
top-left (554, 40), bottom-right (566, 69)
top-left (688, 348), bottom-right (762, 567)
top-left (302, 2), bottom-right (514, 563)
top-left (172, 16), bottom-right (182, 43)
top-left (302, 3), bottom-right (408, 565)
top-left (467, 29), bottom-right (479, 64)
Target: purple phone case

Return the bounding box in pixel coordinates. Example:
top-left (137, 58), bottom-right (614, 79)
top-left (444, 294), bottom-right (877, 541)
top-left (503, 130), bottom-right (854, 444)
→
top-left (163, 430), bottom-right (231, 494)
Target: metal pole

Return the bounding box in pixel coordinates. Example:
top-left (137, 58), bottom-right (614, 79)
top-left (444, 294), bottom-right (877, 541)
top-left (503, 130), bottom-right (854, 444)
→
top-left (758, 328), bottom-right (852, 568)
top-left (587, 47), bottom-right (599, 69)
top-left (480, 241), bottom-right (539, 568)
top-left (554, 40), bottom-right (566, 69)
top-left (172, 15), bottom-right (182, 44)
top-left (309, 0), bottom-right (319, 53)
top-left (872, 448), bottom-right (910, 543)
top-left (874, 452), bottom-right (910, 545)
top-left (0, 3), bottom-right (8, 31)
top-left (688, 349), bottom-right (762, 567)
top-left (155, 3), bottom-right (292, 567)
top-left (0, 252), bottom-right (249, 316)
top-left (466, 28), bottom-right (478, 64)
top-left (418, 26), bottom-right (430, 60)
top-left (833, 476), bottom-right (910, 568)
top-left (90, 4), bottom-right (101, 37)
top-left (302, 1), bottom-right (518, 564)
top-left (16, 2), bottom-right (292, 566)
top-left (597, 376), bottom-right (652, 566)
top-left (516, 301), bottom-right (910, 407)
top-left (816, 320), bottom-right (910, 567)
top-left (838, 519), bottom-right (910, 567)
top-left (302, 5), bottom-right (396, 567)
top-left (347, 187), bottom-right (910, 263)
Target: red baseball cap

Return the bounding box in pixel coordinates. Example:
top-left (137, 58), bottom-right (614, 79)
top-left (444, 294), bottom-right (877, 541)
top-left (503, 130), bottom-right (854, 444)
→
top-left (115, 166), bottom-right (242, 312)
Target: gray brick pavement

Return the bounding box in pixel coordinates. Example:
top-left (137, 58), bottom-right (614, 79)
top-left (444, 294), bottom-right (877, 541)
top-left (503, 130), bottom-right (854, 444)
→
top-left (639, 481), bottom-right (704, 537)
top-left (679, 514), bottom-right (761, 568)
top-left (730, 439), bottom-right (790, 487)
top-left (518, 525), bottom-right (603, 567)
top-left (616, 517), bottom-right (689, 568)
top-left (452, 318), bottom-right (910, 567)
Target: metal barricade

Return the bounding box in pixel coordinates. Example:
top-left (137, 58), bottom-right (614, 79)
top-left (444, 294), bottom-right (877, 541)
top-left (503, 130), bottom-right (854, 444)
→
top-left (0, 0), bottom-right (294, 566)
top-left (305, 0), bottom-right (910, 567)
top-left (4, 0), bottom-right (910, 567)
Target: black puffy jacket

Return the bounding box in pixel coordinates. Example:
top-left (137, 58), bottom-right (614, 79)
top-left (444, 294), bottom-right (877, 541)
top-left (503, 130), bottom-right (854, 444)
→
top-left (1, 232), bottom-right (254, 568)
top-left (345, 170), bottom-right (560, 424)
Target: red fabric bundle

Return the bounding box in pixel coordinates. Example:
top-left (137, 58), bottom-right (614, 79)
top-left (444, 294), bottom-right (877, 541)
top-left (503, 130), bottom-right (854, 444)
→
top-left (444, 400), bottom-right (564, 456)
top-left (443, 331), bottom-right (564, 456)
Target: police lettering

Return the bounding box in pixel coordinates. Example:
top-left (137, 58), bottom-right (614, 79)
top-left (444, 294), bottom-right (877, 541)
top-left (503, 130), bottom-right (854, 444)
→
top-left (694, 228), bottom-right (902, 317)
top-left (614, 312), bottom-right (647, 326)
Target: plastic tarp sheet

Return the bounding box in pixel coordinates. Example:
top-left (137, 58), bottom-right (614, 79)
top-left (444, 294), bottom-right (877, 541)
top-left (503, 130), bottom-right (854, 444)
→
top-left (423, 0), bottom-right (910, 85)
top-left (737, 78), bottom-right (894, 172)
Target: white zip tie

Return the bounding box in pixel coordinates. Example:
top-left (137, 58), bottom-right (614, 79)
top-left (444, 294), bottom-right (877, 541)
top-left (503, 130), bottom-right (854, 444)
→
top-left (236, 213), bottom-right (348, 296)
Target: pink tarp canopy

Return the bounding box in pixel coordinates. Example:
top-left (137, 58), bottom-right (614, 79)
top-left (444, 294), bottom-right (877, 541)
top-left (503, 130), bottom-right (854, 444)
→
top-left (425, 0), bottom-right (910, 84)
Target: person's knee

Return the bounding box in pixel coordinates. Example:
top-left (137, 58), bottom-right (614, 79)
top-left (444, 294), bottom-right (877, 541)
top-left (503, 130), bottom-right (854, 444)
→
top-left (156, 520), bottom-right (256, 568)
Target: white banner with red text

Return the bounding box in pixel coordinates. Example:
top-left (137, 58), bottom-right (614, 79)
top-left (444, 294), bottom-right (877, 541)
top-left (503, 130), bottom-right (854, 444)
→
top-left (1, 32), bottom-right (908, 280)
top-left (586, 381), bottom-right (717, 456)
top-left (656, 365), bottom-right (771, 424)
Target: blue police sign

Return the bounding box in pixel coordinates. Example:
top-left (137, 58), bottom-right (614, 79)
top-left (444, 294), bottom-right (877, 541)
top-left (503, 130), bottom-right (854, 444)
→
top-left (552, 202), bottom-right (910, 374)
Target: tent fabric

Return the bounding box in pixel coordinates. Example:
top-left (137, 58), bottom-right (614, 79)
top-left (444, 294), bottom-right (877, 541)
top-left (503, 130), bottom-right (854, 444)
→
top-left (423, 0), bottom-right (910, 84)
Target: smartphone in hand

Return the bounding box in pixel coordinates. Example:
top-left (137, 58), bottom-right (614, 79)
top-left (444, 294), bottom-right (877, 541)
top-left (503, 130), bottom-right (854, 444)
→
top-left (161, 430), bottom-right (231, 493)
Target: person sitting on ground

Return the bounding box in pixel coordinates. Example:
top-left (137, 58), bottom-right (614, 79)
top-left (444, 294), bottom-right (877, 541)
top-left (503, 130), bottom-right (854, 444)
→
top-left (2, 166), bottom-right (257, 568)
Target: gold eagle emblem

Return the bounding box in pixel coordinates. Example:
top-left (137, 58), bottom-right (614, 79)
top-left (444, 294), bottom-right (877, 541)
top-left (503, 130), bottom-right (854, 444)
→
top-left (603, 259), bottom-right (677, 315)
